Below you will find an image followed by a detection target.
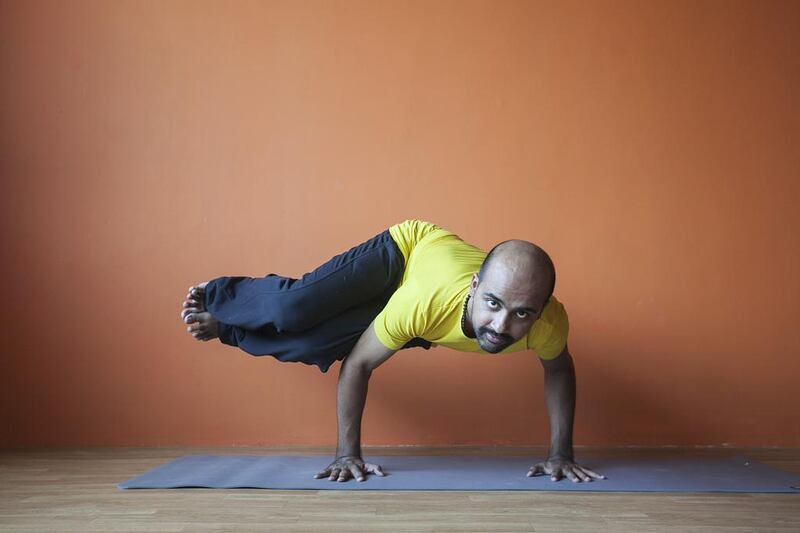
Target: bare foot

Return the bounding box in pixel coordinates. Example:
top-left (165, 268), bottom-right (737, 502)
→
top-left (181, 282), bottom-right (218, 341)
top-left (181, 283), bottom-right (207, 317)
top-left (185, 282), bottom-right (209, 310)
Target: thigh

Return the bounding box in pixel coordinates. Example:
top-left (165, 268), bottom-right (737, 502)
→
top-left (221, 295), bottom-right (432, 373)
top-left (226, 296), bottom-right (385, 372)
top-left (206, 228), bottom-right (406, 332)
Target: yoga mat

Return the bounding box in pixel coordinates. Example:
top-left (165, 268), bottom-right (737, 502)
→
top-left (118, 455), bottom-right (800, 492)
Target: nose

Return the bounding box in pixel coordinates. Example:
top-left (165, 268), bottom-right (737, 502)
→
top-left (491, 312), bottom-right (511, 335)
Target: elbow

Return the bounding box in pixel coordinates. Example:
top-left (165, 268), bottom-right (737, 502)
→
top-left (542, 347), bottom-right (574, 376)
top-left (342, 355), bottom-right (375, 379)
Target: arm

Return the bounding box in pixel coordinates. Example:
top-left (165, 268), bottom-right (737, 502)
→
top-left (335, 321), bottom-right (397, 458)
top-left (314, 320), bottom-right (397, 482)
top-left (528, 344), bottom-right (605, 482)
top-left (539, 344), bottom-right (576, 460)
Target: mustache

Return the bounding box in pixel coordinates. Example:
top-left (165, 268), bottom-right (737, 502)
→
top-left (477, 326), bottom-right (512, 342)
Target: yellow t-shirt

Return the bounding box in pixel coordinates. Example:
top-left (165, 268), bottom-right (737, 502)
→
top-left (373, 220), bottom-right (569, 359)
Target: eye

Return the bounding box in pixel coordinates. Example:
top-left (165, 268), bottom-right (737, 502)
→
top-left (486, 300), bottom-right (499, 309)
top-left (516, 311), bottom-right (528, 319)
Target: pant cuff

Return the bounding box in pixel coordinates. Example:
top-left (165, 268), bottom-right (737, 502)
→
top-left (217, 322), bottom-right (238, 347)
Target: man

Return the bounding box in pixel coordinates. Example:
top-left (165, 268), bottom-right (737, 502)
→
top-left (181, 220), bottom-right (604, 483)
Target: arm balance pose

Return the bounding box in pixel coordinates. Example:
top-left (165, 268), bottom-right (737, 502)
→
top-left (181, 220), bottom-right (603, 482)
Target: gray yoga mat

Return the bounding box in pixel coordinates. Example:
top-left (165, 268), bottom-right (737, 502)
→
top-left (118, 455), bottom-right (800, 493)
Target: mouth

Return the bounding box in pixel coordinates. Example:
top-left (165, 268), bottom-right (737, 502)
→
top-left (484, 332), bottom-right (504, 345)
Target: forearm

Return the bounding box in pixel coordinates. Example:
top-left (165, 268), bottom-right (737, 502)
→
top-left (543, 352), bottom-right (576, 460)
top-left (335, 358), bottom-right (372, 458)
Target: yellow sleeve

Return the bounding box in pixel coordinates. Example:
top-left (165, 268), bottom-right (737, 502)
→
top-left (527, 296), bottom-right (569, 360)
top-left (372, 285), bottom-right (427, 350)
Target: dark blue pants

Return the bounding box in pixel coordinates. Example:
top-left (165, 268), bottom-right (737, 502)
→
top-left (203, 229), bottom-right (431, 372)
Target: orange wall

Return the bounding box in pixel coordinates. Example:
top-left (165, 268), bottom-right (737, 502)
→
top-left (1, 0), bottom-right (798, 448)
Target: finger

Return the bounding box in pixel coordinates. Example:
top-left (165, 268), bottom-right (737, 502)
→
top-left (551, 469), bottom-right (563, 482)
top-left (564, 467), bottom-right (580, 483)
top-left (349, 465), bottom-right (365, 482)
top-left (337, 469), bottom-right (351, 482)
top-left (328, 468), bottom-right (340, 481)
top-left (181, 308), bottom-right (200, 320)
top-left (188, 322), bottom-right (203, 332)
top-left (365, 463), bottom-right (386, 477)
top-left (314, 468), bottom-right (331, 479)
top-left (579, 467), bottom-right (606, 480)
top-left (573, 467), bottom-right (592, 482)
top-left (527, 463), bottom-right (545, 477)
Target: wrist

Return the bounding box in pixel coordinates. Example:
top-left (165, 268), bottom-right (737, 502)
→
top-left (336, 453), bottom-right (362, 461)
top-left (548, 449), bottom-right (574, 461)
top-left (335, 447), bottom-right (362, 459)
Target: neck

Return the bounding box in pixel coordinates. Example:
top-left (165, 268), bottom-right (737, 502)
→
top-left (461, 294), bottom-right (476, 338)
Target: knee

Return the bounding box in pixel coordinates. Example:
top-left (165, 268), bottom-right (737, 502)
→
top-left (271, 296), bottom-right (317, 332)
top-left (276, 334), bottom-right (337, 366)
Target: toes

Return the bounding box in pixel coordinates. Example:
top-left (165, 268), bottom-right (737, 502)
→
top-left (182, 309), bottom-right (201, 321)
top-left (189, 286), bottom-right (206, 299)
top-left (186, 312), bottom-right (215, 328)
top-left (191, 327), bottom-right (213, 339)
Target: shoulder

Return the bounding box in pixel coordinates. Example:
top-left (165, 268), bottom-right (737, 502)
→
top-left (373, 282), bottom-right (429, 349)
top-left (526, 296), bottom-right (570, 359)
top-left (541, 295), bottom-right (568, 323)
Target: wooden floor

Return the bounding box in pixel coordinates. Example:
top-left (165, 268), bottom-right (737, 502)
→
top-left (1, 446), bottom-right (798, 532)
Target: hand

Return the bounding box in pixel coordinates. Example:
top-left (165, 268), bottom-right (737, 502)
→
top-left (527, 457), bottom-right (606, 483)
top-left (313, 456), bottom-right (386, 482)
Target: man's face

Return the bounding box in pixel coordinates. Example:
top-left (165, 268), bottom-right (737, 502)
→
top-left (468, 264), bottom-right (547, 353)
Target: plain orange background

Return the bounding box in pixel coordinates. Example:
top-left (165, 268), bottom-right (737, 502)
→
top-left (1, 0), bottom-right (798, 448)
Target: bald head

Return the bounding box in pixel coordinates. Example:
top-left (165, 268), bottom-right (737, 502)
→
top-left (478, 240), bottom-right (556, 308)
top-left (464, 240), bottom-right (556, 353)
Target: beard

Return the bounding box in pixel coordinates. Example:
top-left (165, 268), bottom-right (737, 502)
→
top-left (476, 326), bottom-right (514, 353)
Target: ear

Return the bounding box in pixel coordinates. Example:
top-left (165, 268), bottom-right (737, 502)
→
top-left (469, 273), bottom-right (479, 296)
